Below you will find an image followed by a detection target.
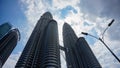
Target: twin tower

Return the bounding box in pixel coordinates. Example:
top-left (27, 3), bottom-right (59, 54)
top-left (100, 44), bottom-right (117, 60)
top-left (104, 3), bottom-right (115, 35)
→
top-left (15, 12), bottom-right (101, 68)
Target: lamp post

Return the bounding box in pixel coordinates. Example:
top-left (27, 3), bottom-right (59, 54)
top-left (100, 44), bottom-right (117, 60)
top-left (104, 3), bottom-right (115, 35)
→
top-left (81, 19), bottom-right (120, 63)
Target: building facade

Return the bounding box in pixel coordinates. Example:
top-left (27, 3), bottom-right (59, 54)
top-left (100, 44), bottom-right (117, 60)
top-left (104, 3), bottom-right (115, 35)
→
top-left (0, 23), bottom-right (12, 40)
top-left (75, 37), bottom-right (101, 68)
top-left (63, 23), bottom-right (101, 68)
top-left (63, 23), bottom-right (78, 68)
top-left (0, 23), bottom-right (20, 67)
top-left (15, 12), bottom-right (60, 68)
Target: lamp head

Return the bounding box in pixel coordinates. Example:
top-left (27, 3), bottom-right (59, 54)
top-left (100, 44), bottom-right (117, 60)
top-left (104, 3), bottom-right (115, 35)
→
top-left (108, 19), bottom-right (114, 26)
top-left (81, 32), bottom-right (88, 35)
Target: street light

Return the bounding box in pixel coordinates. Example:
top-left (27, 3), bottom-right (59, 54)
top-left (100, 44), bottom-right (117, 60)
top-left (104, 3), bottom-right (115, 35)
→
top-left (81, 19), bottom-right (120, 63)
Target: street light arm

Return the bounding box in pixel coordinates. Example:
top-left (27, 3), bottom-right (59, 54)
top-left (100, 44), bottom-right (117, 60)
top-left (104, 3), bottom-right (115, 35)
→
top-left (81, 32), bottom-right (99, 40)
top-left (101, 27), bottom-right (108, 40)
top-left (88, 34), bottom-right (99, 40)
top-left (101, 19), bottom-right (114, 41)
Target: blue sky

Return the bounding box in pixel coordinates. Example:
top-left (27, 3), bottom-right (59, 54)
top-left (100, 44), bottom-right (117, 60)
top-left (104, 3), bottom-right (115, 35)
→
top-left (60, 6), bottom-right (77, 18)
top-left (0, 0), bottom-right (27, 54)
top-left (1, 0), bottom-right (120, 68)
top-left (0, 0), bottom-right (26, 24)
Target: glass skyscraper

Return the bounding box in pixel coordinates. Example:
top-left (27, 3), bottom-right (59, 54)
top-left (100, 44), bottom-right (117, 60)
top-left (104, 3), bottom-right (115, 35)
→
top-left (0, 23), bottom-right (12, 39)
top-left (0, 23), bottom-right (20, 67)
top-left (63, 23), bottom-right (101, 68)
top-left (15, 12), bottom-right (60, 68)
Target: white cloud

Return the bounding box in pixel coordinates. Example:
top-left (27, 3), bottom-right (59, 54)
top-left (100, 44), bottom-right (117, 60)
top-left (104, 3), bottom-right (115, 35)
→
top-left (3, 52), bottom-right (21, 68)
top-left (52, 0), bottom-right (80, 9)
top-left (80, 0), bottom-right (120, 40)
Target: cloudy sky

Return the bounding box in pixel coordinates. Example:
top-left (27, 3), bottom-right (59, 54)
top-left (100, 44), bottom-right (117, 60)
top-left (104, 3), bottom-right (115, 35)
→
top-left (0, 0), bottom-right (120, 68)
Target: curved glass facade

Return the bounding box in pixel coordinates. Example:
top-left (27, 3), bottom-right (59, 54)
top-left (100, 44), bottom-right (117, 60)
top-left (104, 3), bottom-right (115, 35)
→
top-left (0, 28), bottom-right (20, 67)
top-left (15, 12), bottom-right (60, 68)
top-left (63, 23), bottom-right (101, 68)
